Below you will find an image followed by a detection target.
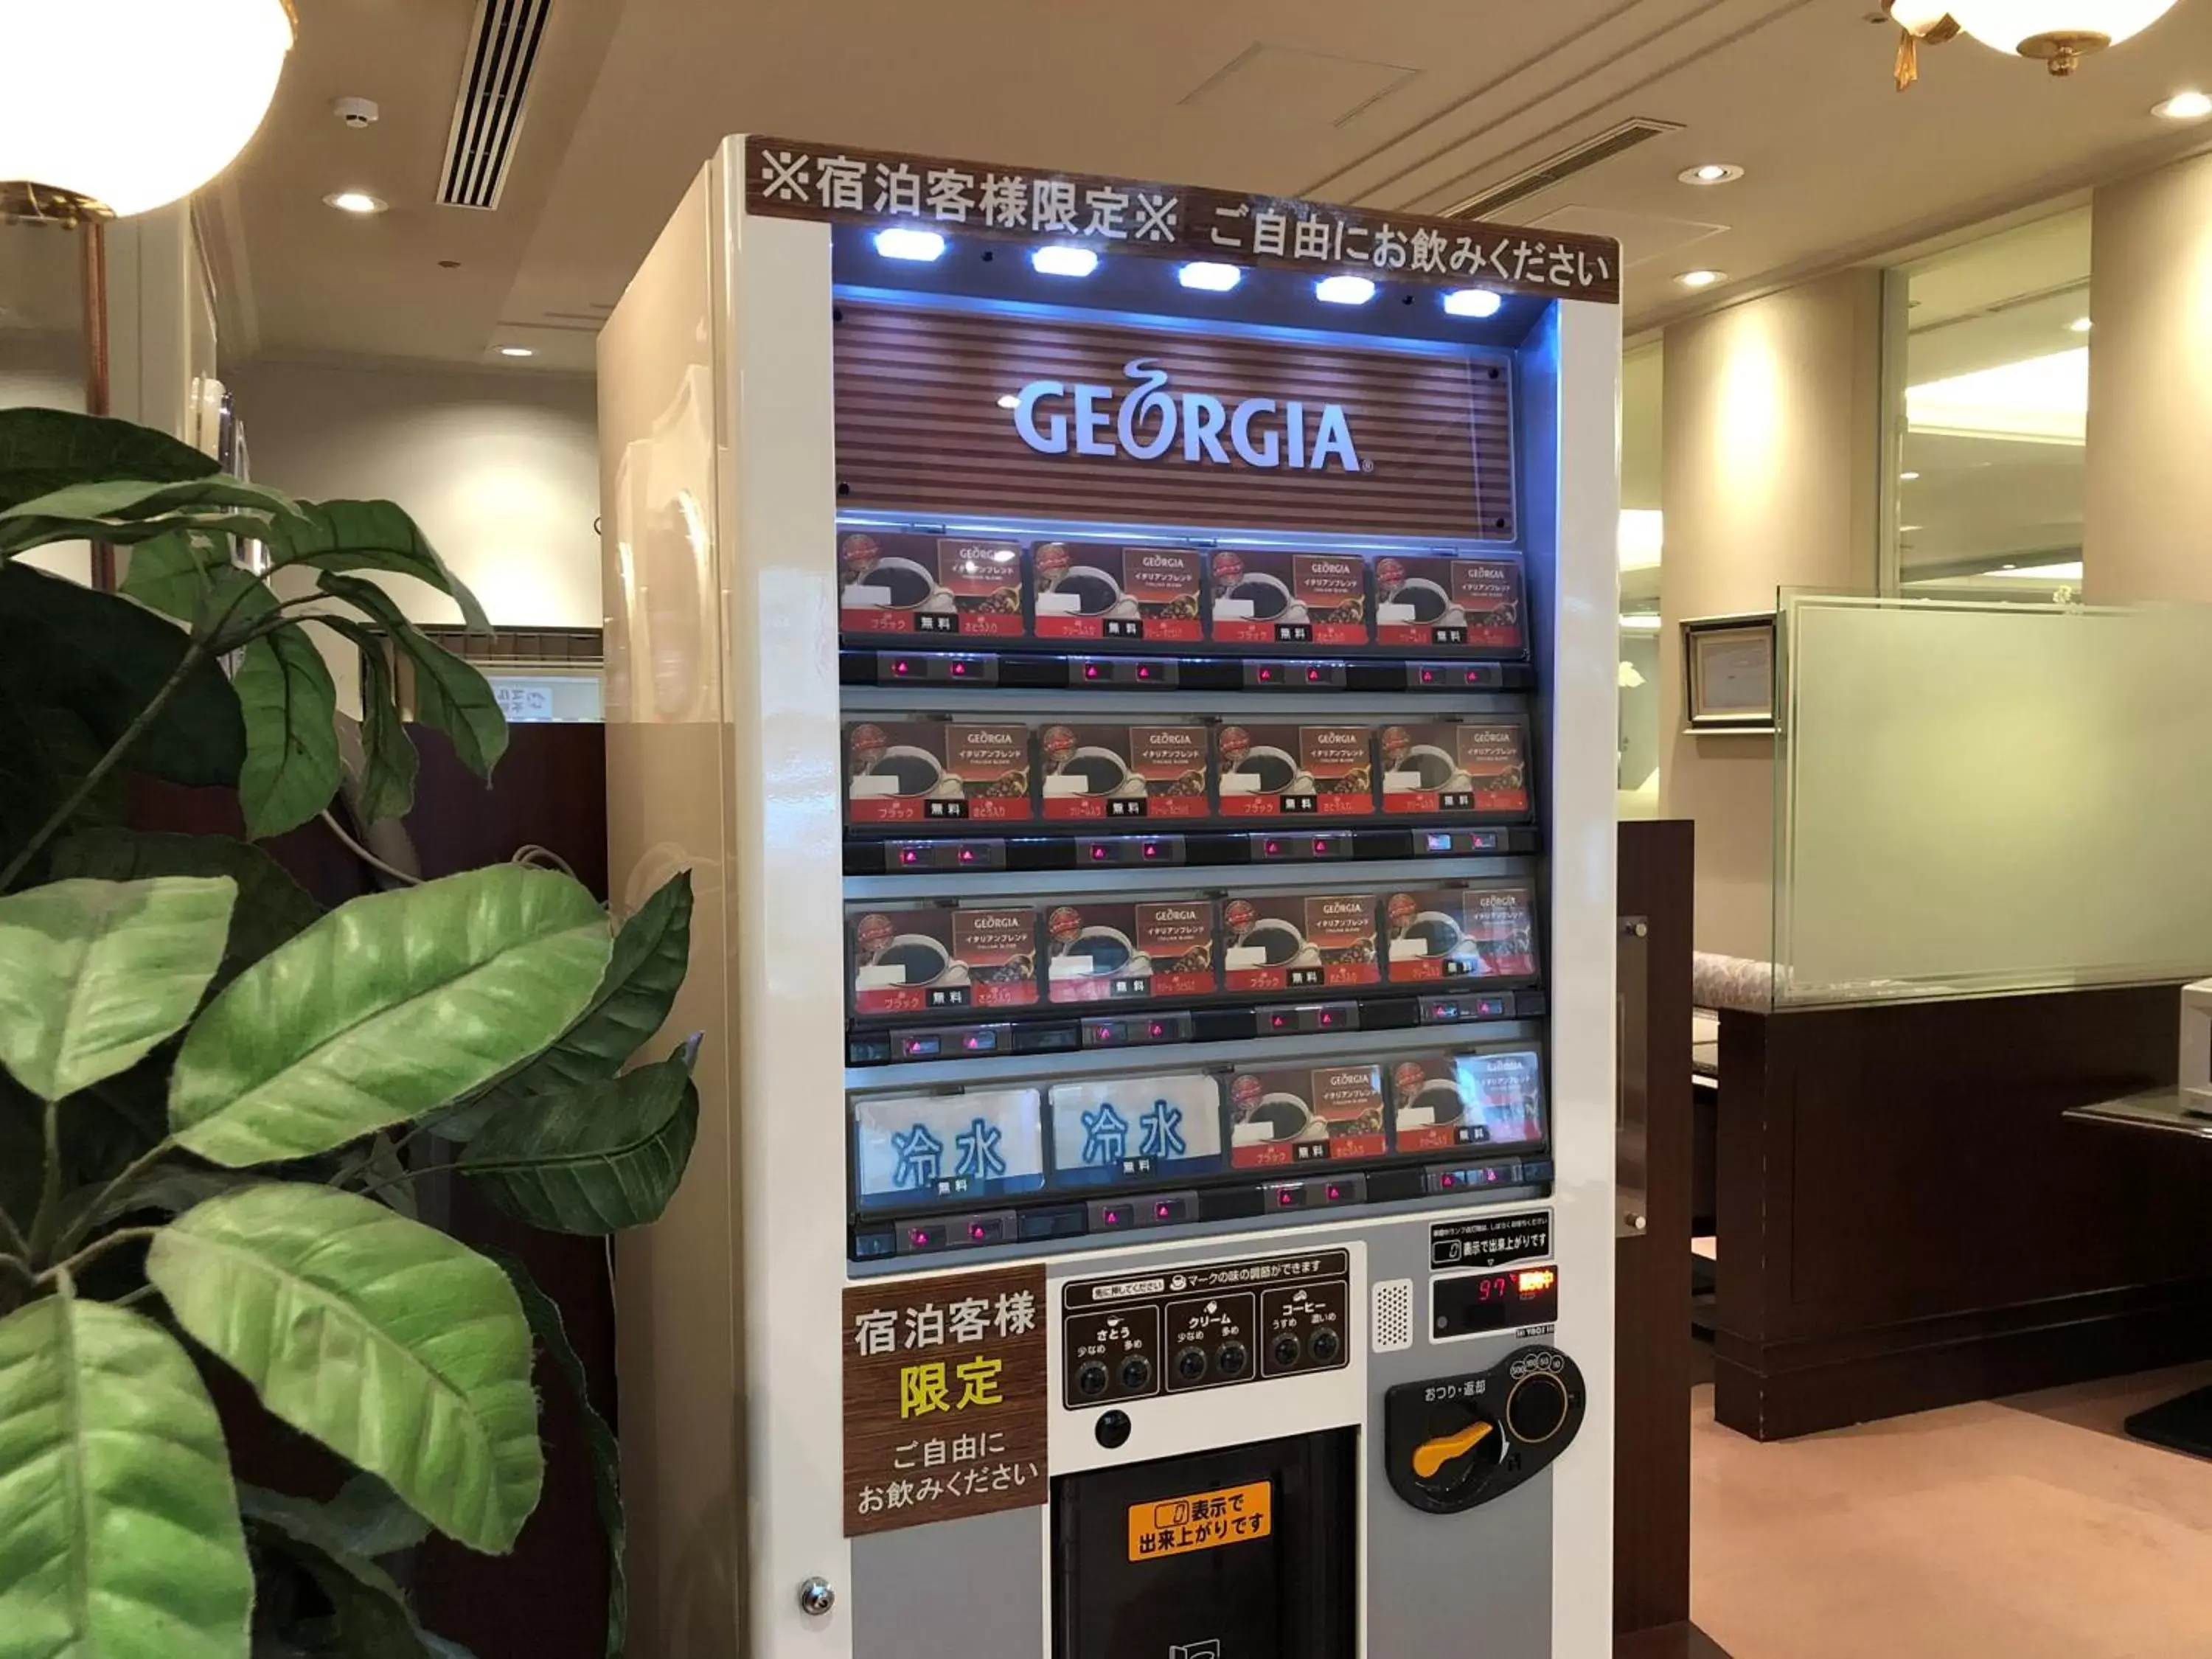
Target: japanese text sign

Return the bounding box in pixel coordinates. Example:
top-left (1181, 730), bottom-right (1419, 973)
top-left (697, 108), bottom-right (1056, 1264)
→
top-left (843, 1262), bottom-right (1048, 1537)
top-left (746, 135), bottom-right (1620, 305)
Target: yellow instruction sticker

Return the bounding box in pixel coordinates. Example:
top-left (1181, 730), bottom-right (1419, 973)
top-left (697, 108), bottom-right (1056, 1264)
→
top-left (1127, 1479), bottom-right (1273, 1561)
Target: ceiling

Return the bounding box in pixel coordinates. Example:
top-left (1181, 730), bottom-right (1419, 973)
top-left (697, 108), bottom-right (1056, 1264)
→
top-left (167, 0), bottom-right (2212, 378)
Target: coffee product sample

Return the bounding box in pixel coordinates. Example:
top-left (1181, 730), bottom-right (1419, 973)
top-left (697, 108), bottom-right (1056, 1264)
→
top-left (1038, 723), bottom-right (1210, 821)
top-left (1207, 549), bottom-right (1369, 647)
top-left (1388, 1049), bottom-right (1546, 1154)
top-left (1220, 893), bottom-right (1380, 993)
top-left (1226, 1063), bottom-right (1388, 1168)
top-left (1044, 900), bottom-right (1218, 1005)
top-left (837, 532), bottom-right (1025, 639)
top-left (1047, 1071), bottom-right (1225, 1186)
top-left (1372, 554), bottom-right (1525, 653)
top-left (1378, 719), bottom-right (1531, 818)
top-left (849, 904), bottom-right (1039, 1016)
top-left (844, 720), bottom-right (1033, 825)
top-left (1216, 723), bottom-right (1377, 819)
top-left (850, 1085), bottom-right (1047, 1206)
top-left (1031, 542), bottom-right (1203, 644)
top-left (1381, 884), bottom-right (1539, 984)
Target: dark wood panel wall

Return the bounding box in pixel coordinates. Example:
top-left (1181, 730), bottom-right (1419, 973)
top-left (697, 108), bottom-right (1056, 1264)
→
top-left (1711, 986), bottom-right (2212, 1440)
top-left (1615, 821), bottom-right (1695, 1637)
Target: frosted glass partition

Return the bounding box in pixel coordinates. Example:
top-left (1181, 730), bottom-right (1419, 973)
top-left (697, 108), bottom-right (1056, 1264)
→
top-left (1774, 595), bottom-right (2212, 1006)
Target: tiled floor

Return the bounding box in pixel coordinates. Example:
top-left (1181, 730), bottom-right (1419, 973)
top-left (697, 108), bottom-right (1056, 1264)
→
top-left (1691, 1364), bottom-right (2212, 1659)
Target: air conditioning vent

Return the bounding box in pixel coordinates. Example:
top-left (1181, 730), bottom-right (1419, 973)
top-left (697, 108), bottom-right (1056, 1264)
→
top-left (437, 0), bottom-right (554, 211)
top-left (1441, 118), bottom-right (1680, 223)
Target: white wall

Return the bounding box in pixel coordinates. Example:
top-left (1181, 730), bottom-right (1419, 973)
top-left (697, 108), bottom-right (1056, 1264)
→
top-left (0, 330), bottom-right (91, 585)
top-left (229, 358), bottom-right (602, 628)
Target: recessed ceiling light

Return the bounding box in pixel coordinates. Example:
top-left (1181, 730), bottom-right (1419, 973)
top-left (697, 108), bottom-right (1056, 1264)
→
top-left (1442, 287), bottom-right (1504, 319)
top-left (1900, 471), bottom-right (1921, 481)
top-left (498, 346), bottom-right (534, 358)
top-left (1678, 162), bottom-right (1745, 185)
top-left (874, 227), bottom-right (947, 262)
top-left (1675, 269), bottom-right (1725, 289)
top-left (2154, 90), bottom-right (2212, 120)
top-left (1032, 245), bottom-right (1099, 277)
top-left (1899, 524), bottom-right (1924, 533)
top-left (324, 190), bottom-right (386, 215)
top-left (2068, 316), bottom-right (2093, 333)
top-left (1178, 262), bottom-right (1242, 292)
top-left (1315, 274), bottom-right (1377, 305)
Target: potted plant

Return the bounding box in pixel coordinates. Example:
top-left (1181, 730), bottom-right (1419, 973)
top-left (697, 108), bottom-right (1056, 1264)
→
top-left (0, 408), bottom-right (691, 1658)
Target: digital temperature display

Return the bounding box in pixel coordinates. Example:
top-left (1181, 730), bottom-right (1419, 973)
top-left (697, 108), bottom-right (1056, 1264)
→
top-left (1433, 1264), bottom-right (1560, 1338)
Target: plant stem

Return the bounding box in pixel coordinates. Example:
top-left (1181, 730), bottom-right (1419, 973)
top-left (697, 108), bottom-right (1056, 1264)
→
top-left (0, 1199), bottom-right (26, 1260)
top-left (25, 1099), bottom-right (63, 1265)
top-left (38, 1225), bottom-right (159, 1285)
top-left (50, 1136), bottom-right (178, 1262)
top-left (355, 1163), bottom-right (442, 1204)
top-left (0, 636), bottom-right (210, 890)
top-left (0, 1254), bottom-right (30, 1283)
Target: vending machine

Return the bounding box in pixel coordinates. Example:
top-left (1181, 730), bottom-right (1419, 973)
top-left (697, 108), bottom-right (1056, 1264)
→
top-left (599, 134), bottom-right (1622, 1659)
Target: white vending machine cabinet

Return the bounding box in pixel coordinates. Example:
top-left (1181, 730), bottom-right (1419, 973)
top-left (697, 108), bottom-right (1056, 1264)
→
top-left (599, 133), bottom-right (1623, 1659)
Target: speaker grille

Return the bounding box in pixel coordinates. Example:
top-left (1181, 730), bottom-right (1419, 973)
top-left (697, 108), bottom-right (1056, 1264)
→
top-left (1371, 1278), bottom-right (1414, 1354)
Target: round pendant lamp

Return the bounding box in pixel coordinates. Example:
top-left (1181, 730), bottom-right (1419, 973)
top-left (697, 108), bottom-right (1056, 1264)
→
top-left (0, 0), bottom-right (296, 223)
top-left (1943, 0), bottom-right (2182, 71)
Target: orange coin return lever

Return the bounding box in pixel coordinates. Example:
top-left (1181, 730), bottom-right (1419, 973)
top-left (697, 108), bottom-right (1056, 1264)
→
top-left (1411, 1418), bottom-right (1496, 1481)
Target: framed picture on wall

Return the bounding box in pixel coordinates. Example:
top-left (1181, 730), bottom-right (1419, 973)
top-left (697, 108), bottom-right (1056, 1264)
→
top-left (1682, 613), bottom-right (1777, 732)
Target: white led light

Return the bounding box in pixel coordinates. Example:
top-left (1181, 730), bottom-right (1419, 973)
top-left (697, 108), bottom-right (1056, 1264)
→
top-left (1443, 287), bottom-right (1503, 319)
top-left (873, 227), bottom-right (947, 262)
top-left (995, 393), bottom-right (1019, 410)
top-left (1677, 162), bottom-right (1745, 185)
top-left (1031, 245), bottom-right (1099, 277)
top-left (1315, 274), bottom-right (1377, 305)
top-left (2154, 90), bottom-right (2212, 119)
top-left (325, 190), bottom-right (386, 215)
top-left (1178, 262), bottom-right (1242, 291)
top-left (2068, 316), bottom-right (2093, 333)
top-left (499, 346), bottom-right (534, 358)
top-left (1676, 269), bottom-right (1726, 289)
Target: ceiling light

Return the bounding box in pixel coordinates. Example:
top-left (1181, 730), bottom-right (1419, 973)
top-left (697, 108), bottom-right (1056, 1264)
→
top-left (2068, 316), bottom-right (2093, 333)
top-left (1678, 163), bottom-right (1745, 184)
top-left (1900, 470), bottom-right (1921, 481)
top-left (1031, 245), bottom-right (1099, 277)
top-left (1619, 613), bottom-right (1664, 632)
top-left (874, 227), bottom-right (947, 262)
top-left (1443, 288), bottom-right (1504, 319)
top-left (1315, 274), bottom-right (1377, 305)
top-left (1178, 261), bottom-right (1242, 291)
top-left (0, 0), bottom-right (296, 221)
top-left (1675, 269), bottom-right (1725, 289)
top-left (498, 346), bottom-right (534, 358)
top-left (2007, 558), bottom-right (2084, 578)
top-left (1900, 524), bottom-right (1924, 532)
top-left (1943, 0), bottom-right (2182, 75)
top-left (2154, 89), bottom-right (2212, 119)
top-left (325, 190), bottom-right (386, 215)
top-left (995, 393), bottom-right (1019, 410)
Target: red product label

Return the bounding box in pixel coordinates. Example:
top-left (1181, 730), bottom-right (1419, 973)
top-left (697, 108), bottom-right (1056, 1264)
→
top-left (1214, 724), bottom-right (1374, 820)
top-left (1373, 556), bottom-right (1525, 652)
top-left (1038, 723), bottom-right (1210, 821)
top-left (1032, 543), bottom-right (1204, 643)
top-left (1381, 887), bottom-right (1538, 984)
top-left (1044, 902), bottom-right (1217, 1005)
top-left (844, 721), bottom-right (1033, 825)
top-left (1225, 1065), bottom-right (1385, 1167)
top-left (1221, 894), bottom-right (1378, 993)
top-left (838, 532), bottom-right (1026, 639)
top-left (849, 907), bottom-right (1037, 1015)
top-left (1208, 551), bottom-right (1369, 647)
top-left (1377, 721), bottom-right (1530, 818)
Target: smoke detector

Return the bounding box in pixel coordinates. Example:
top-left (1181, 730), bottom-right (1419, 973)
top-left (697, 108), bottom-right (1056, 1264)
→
top-left (333, 97), bottom-right (380, 129)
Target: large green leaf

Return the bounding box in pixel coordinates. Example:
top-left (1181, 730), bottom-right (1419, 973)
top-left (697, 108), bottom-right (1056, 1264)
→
top-left (147, 1183), bottom-right (543, 1554)
top-left (238, 1484), bottom-right (435, 1659)
top-left (462, 1047), bottom-right (699, 1234)
top-left (316, 576), bottom-right (507, 780)
top-left (512, 871), bottom-right (695, 1099)
top-left (490, 1251), bottom-right (625, 1658)
top-left (0, 563), bottom-right (246, 790)
top-left (46, 829), bottom-right (322, 987)
top-left (119, 529), bottom-right (234, 625)
top-left (267, 503), bottom-right (490, 634)
top-left (0, 684), bottom-right (125, 889)
top-left (234, 624), bottom-right (343, 840)
top-left (167, 866), bottom-right (611, 1167)
top-left (0, 408), bottom-right (218, 515)
top-left (320, 615), bottom-right (420, 826)
top-left (0, 477), bottom-right (299, 561)
top-left (0, 1280), bottom-right (254, 1659)
top-left (0, 876), bottom-right (235, 1102)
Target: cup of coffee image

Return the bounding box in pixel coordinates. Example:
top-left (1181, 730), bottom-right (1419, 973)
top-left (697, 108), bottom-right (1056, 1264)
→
top-left (1225, 745), bottom-right (1312, 796)
top-left (1394, 911), bottom-right (1467, 960)
top-left (1046, 564), bottom-right (1124, 617)
top-left (1238, 917), bottom-right (1319, 969)
top-left (1052, 746), bottom-right (1137, 798)
top-left (1231, 1091), bottom-right (1323, 1145)
top-left (1399, 744), bottom-right (1475, 793)
top-left (1060, 925), bottom-right (1146, 980)
top-left (1401, 1077), bottom-right (1469, 1128)
top-left (869, 933), bottom-right (961, 987)
top-left (860, 744), bottom-right (952, 799)
top-left (864, 556), bottom-right (945, 611)
top-left (1388, 576), bottom-right (1461, 624)
top-left (1220, 569), bottom-right (1304, 622)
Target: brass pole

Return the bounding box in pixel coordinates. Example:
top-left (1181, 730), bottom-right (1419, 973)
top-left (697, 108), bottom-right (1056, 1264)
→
top-left (81, 215), bottom-right (114, 591)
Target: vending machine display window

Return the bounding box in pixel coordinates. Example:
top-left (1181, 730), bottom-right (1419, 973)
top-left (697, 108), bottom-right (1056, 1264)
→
top-left (1032, 542), bottom-right (1205, 644)
top-left (1220, 894), bottom-right (1380, 993)
top-left (1381, 883), bottom-right (1541, 984)
top-left (1046, 1071), bottom-right (1227, 1188)
top-left (1208, 550), bottom-right (1369, 648)
top-left (848, 903), bottom-right (1040, 1015)
top-left (851, 1085), bottom-right (1048, 1208)
top-left (844, 720), bottom-right (1034, 826)
top-left (1378, 718), bottom-right (1532, 819)
top-left (1044, 900), bottom-right (1218, 1005)
top-left (1373, 554), bottom-right (1526, 652)
top-left (1387, 1047), bottom-right (1548, 1155)
top-left (1216, 723), bottom-right (1377, 819)
top-left (837, 532), bottom-right (1026, 639)
top-left (1226, 1062), bottom-right (1389, 1166)
top-left (1039, 722), bottom-right (1211, 821)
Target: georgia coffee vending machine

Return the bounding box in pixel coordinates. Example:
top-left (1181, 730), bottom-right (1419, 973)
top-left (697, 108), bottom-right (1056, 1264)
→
top-left (599, 134), bottom-right (1622, 1659)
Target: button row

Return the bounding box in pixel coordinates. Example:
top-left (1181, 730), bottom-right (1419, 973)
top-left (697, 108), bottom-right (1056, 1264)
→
top-left (850, 824), bottom-right (1540, 875)
top-left (845, 649), bottom-right (1537, 695)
